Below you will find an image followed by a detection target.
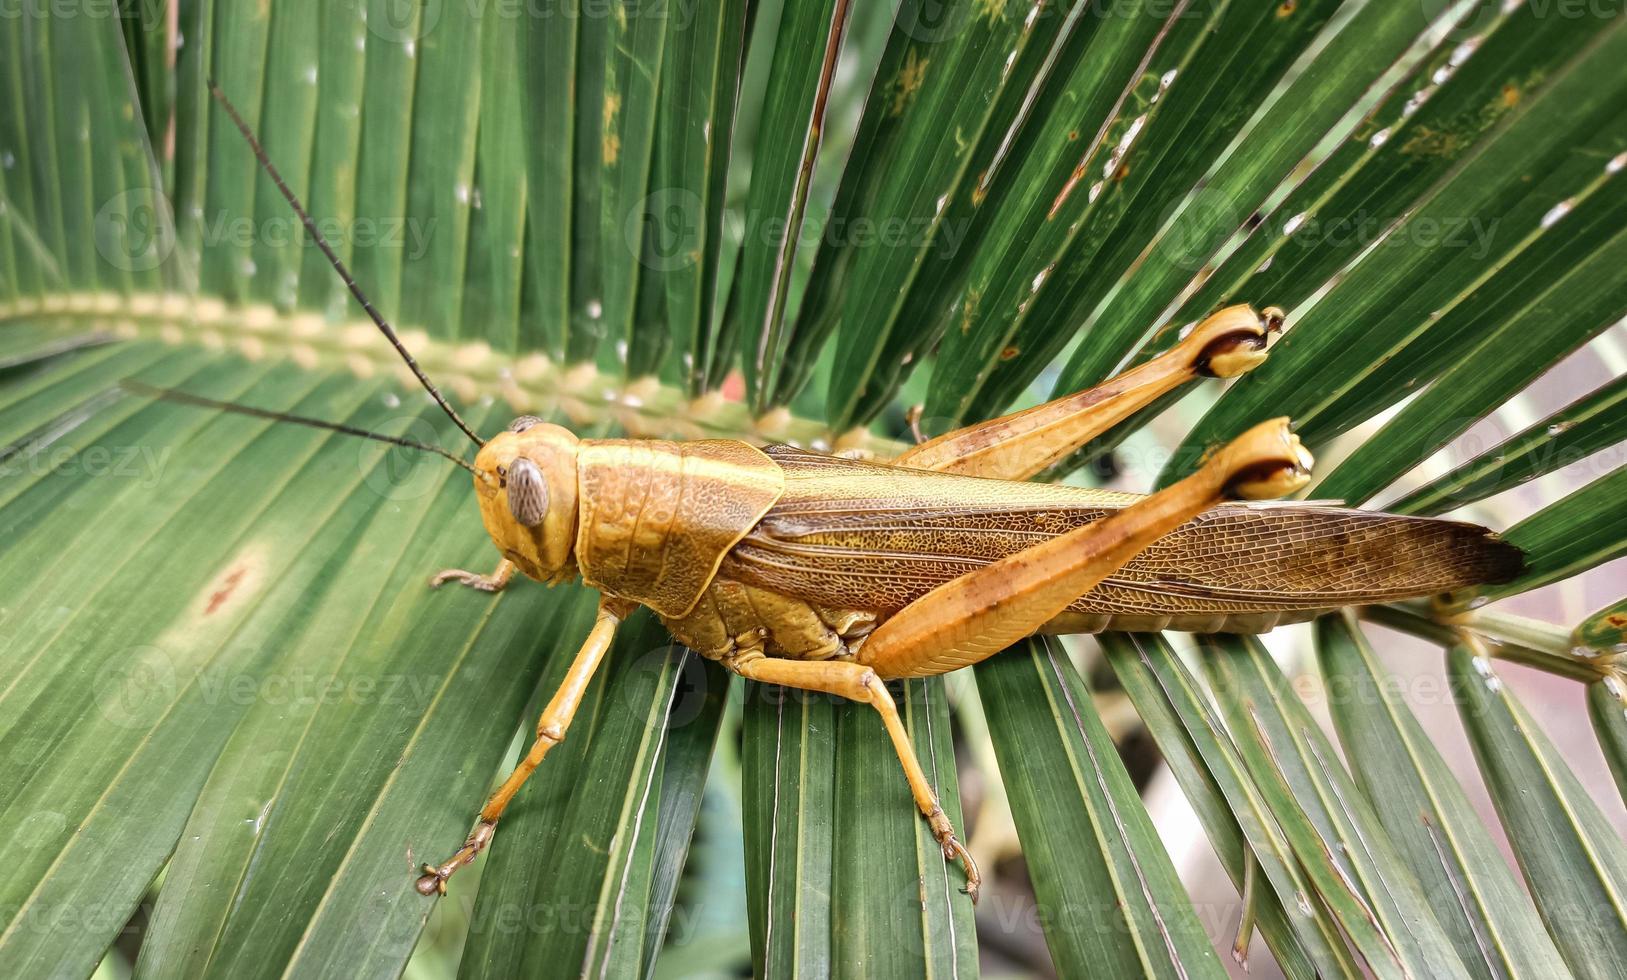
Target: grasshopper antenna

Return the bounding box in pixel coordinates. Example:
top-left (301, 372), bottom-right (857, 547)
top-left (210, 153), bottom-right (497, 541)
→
top-left (206, 79), bottom-right (484, 450)
top-left (123, 380), bottom-right (479, 475)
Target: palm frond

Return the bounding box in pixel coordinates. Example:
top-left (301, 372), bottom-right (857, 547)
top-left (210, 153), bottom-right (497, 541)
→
top-left (2, 1), bottom-right (1624, 977)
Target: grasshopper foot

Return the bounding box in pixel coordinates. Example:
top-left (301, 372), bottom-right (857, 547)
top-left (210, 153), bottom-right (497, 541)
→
top-left (415, 864), bottom-right (447, 897)
top-left (430, 569), bottom-right (503, 591)
top-left (1193, 304), bottom-right (1285, 379)
top-left (1217, 418), bottom-right (1314, 500)
top-left (943, 835), bottom-right (982, 904)
top-left (414, 820), bottom-right (496, 897)
top-left (904, 404), bottom-right (928, 446)
top-left (430, 559), bottom-right (516, 593)
top-left (926, 806), bottom-right (982, 903)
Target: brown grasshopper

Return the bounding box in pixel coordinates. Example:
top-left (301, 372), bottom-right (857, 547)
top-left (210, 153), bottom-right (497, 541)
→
top-left (152, 85), bottom-right (1522, 903)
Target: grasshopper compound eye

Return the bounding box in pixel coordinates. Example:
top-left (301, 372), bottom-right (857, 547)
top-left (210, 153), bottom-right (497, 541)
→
top-left (505, 457), bottom-right (549, 526)
top-left (508, 415), bottom-right (544, 433)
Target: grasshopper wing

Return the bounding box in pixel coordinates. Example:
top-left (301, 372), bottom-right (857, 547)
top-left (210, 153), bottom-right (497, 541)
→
top-left (722, 448), bottom-right (1522, 634)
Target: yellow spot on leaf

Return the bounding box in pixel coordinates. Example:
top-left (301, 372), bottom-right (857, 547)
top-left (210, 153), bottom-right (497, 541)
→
top-left (891, 49), bottom-right (929, 116)
top-left (603, 92), bottom-right (622, 164)
top-left (1399, 126), bottom-right (1464, 158)
top-left (959, 288), bottom-right (981, 335)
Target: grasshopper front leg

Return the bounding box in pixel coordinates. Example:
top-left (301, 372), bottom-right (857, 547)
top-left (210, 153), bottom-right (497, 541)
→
top-left (429, 557), bottom-right (517, 593)
top-left (415, 594), bottom-right (631, 896)
top-left (897, 304), bottom-right (1283, 480)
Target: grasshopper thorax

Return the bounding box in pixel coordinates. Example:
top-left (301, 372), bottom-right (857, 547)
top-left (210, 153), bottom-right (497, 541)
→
top-left (472, 419), bottom-right (580, 582)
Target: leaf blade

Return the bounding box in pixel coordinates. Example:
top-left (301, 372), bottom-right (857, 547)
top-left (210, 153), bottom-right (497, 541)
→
top-left (1450, 644), bottom-right (1627, 980)
top-left (1314, 613), bottom-right (1569, 978)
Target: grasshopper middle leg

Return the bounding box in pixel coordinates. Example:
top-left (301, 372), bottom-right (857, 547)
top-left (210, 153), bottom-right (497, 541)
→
top-left (415, 594), bottom-right (629, 896)
top-left (725, 653), bottom-right (982, 901)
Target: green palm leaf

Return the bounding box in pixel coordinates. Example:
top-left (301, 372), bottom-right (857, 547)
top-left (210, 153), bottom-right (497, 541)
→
top-left (3, 1), bottom-right (1625, 977)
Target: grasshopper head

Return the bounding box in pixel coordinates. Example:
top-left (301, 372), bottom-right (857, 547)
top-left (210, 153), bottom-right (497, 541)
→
top-left (471, 418), bottom-right (580, 581)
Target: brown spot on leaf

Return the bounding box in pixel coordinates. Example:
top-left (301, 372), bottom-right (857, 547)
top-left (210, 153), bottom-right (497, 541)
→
top-left (1049, 160), bottom-right (1089, 218)
top-left (999, 346), bottom-right (1020, 361)
top-left (190, 547), bottom-right (267, 625)
top-left (206, 567), bottom-right (246, 615)
top-left (1276, 0), bottom-right (1295, 15)
top-left (971, 172), bottom-right (991, 207)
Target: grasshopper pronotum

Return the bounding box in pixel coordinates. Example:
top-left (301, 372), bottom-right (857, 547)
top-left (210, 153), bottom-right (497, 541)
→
top-left (143, 84), bottom-right (1522, 903)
